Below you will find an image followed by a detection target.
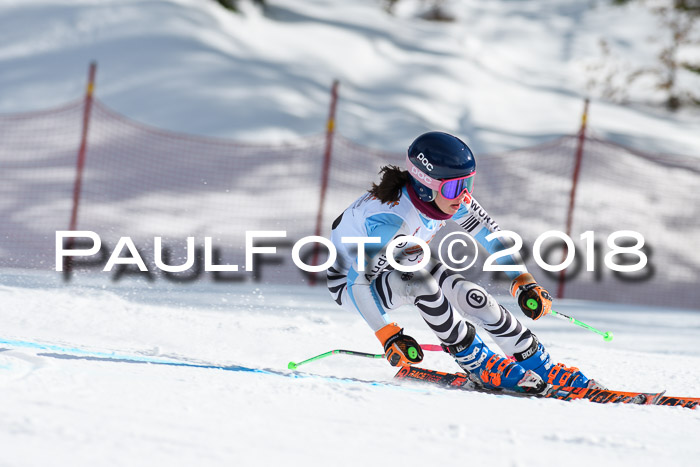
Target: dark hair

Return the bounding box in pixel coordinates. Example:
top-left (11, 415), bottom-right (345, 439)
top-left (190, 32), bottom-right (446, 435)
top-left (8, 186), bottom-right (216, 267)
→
top-left (367, 165), bottom-right (411, 203)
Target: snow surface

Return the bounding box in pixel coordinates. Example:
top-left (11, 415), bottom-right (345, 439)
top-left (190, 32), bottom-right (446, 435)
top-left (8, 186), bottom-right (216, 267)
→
top-left (1, 271), bottom-right (699, 466)
top-left (2, 1), bottom-right (700, 465)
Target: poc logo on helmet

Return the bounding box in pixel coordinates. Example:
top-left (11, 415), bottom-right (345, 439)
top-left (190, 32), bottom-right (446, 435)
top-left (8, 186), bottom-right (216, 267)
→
top-left (410, 166), bottom-right (434, 183)
top-left (417, 153), bottom-right (434, 171)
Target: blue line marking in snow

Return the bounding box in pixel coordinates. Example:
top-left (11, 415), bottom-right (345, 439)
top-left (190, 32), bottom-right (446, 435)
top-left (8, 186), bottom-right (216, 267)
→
top-left (0, 337), bottom-right (278, 375)
top-left (0, 337), bottom-right (428, 393)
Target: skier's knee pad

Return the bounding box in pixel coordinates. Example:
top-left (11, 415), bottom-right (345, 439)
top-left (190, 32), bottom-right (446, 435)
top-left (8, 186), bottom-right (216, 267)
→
top-left (449, 281), bottom-right (502, 323)
top-left (377, 269), bottom-right (439, 309)
top-left (401, 268), bottom-right (441, 301)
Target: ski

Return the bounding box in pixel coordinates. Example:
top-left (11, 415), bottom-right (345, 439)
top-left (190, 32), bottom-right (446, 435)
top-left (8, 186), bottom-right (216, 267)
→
top-left (394, 366), bottom-right (700, 410)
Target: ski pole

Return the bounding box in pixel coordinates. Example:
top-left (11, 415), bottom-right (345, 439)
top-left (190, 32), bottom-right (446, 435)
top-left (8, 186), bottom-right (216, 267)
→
top-left (550, 309), bottom-right (613, 342)
top-left (288, 344), bottom-right (444, 370)
top-left (550, 309), bottom-right (614, 341)
top-left (288, 349), bottom-right (383, 370)
top-left (523, 298), bottom-right (613, 341)
top-left (420, 344), bottom-right (443, 352)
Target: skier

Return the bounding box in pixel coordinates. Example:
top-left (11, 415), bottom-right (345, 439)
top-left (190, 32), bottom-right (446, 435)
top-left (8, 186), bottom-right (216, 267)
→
top-left (326, 131), bottom-right (601, 393)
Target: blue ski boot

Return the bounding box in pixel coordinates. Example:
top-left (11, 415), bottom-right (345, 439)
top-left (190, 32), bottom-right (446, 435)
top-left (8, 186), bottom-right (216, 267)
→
top-left (515, 336), bottom-right (604, 389)
top-left (443, 326), bottom-right (546, 393)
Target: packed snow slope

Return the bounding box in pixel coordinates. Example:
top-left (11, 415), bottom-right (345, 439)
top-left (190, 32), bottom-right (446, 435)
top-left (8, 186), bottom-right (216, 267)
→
top-left (1, 271), bottom-right (699, 467)
top-left (1, 1), bottom-right (700, 466)
top-left (1, 0), bottom-right (699, 155)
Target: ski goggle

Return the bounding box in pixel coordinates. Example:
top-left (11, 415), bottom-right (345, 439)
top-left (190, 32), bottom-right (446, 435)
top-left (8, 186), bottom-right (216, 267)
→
top-left (439, 175), bottom-right (476, 199)
top-left (406, 155), bottom-right (476, 200)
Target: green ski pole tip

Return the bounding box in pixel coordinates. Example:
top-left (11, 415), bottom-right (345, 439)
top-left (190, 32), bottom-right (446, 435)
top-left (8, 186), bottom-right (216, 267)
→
top-left (288, 362), bottom-right (297, 370)
top-left (603, 332), bottom-right (614, 342)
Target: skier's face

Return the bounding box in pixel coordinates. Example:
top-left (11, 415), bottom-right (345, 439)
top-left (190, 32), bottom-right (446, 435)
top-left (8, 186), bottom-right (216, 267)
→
top-left (434, 188), bottom-right (469, 215)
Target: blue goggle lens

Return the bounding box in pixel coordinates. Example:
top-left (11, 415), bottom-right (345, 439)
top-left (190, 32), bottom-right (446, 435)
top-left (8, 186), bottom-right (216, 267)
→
top-left (440, 177), bottom-right (474, 199)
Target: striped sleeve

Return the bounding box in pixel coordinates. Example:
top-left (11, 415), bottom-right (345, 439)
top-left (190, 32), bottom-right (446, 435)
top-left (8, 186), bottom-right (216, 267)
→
top-left (345, 213), bottom-right (405, 332)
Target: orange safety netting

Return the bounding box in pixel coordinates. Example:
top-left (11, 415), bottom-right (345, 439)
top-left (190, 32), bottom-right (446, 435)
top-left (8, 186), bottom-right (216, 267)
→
top-left (1, 98), bottom-right (699, 309)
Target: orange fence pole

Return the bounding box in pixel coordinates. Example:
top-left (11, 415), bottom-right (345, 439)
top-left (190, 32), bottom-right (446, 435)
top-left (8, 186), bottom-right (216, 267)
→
top-left (557, 98), bottom-right (589, 299)
top-left (65, 61), bottom-right (97, 275)
top-left (309, 79), bottom-right (340, 285)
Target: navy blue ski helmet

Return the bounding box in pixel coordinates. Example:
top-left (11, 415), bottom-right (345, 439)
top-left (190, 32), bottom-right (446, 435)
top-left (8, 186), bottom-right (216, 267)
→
top-left (406, 131), bottom-right (476, 202)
